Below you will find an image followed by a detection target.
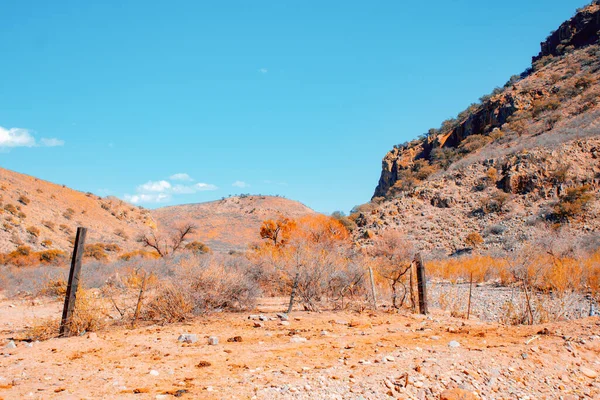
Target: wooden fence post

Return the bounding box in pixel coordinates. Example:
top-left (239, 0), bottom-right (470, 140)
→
top-left (59, 227), bottom-right (87, 337)
top-left (467, 272), bottom-right (473, 320)
top-left (368, 266), bottom-right (377, 310)
top-left (131, 272), bottom-right (148, 328)
top-left (287, 273), bottom-right (300, 315)
top-left (414, 253), bottom-right (428, 315)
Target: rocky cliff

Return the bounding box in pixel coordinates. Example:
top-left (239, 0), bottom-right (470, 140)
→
top-left (366, 1), bottom-right (600, 254)
top-left (374, 1), bottom-right (600, 200)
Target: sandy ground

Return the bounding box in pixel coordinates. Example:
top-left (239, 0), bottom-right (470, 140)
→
top-left (0, 297), bottom-right (599, 400)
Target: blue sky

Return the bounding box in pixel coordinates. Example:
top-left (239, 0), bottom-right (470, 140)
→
top-left (0, 0), bottom-right (589, 213)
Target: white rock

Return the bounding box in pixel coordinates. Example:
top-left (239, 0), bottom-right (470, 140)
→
top-left (448, 341), bottom-right (461, 348)
top-left (581, 367), bottom-right (598, 379)
top-left (208, 336), bottom-right (219, 345)
top-left (290, 336), bottom-right (307, 343)
top-left (149, 370), bottom-right (160, 376)
top-left (5, 341), bottom-right (16, 349)
top-left (178, 334), bottom-right (198, 344)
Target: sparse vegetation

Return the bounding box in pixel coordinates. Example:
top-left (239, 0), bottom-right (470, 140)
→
top-left (26, 226), bottom-right (41, 238)
top-left (17, 195), bottom-right (30, 206)
top-left (553, 184), bottom-right (594, 221)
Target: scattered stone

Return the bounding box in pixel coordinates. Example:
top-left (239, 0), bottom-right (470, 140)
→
top-left (581, 367), bottom-right (598, 379)
top-left (448, 341), bottom-right (461, 348)
top-left (248, 315), bottom-right (260, 320)
top-left (253, 322), bottom-right (263, 328)
top-left (208, 336), bottom-right (219, 345)
top-left (521, 353), bottom-right (528, 359)
top-left (320, 330), bottom-right (329, 336)
top-left (279, 321), bottom-right (290, 326)
top-left (384, 356), bottom-right (395, 362)
top-left (290, 336), bottom-right (307, 343)
top-left (259, 315), bottom-right (269, 322)
top-left (177, 334), bottom-right (198, 344)
top-left (430, 335), bottom-right (441, 340)
top-left (335, 320), bottom-right (349, 326)
top-left (227, 336), bottom-right (243, 343)
top-left (440, 388), bottom-right (477, 400)
top-left (276, 313), bottom-right (289, 321)
top-left (196, 361), bottom-right (212, 368)
top-left (149, 370), bottom-right (159, 377)
top-left (5, 341), bottom-right (16, 349)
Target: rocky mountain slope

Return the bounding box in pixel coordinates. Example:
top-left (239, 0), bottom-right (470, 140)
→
top-left (360, 1), bottom-right (600, 255)
top-left (0, 167), bottom-right (156, 254)
top-left (152, 196), bottom-right (315, 253)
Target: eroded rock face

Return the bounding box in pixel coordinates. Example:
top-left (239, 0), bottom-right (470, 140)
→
top-left (373, 2), bottom-right (600, 201)
top-left (533, 1), bottom-right (600, 63)
top-left (360, 138), bottom-right (600, 254)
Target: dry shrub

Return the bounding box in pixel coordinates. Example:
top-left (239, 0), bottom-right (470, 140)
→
top-left (553, 184), bottom-right (594, 221)
top-left (84, 243), bottom-right (122, 260)
top-left (427, 255), bottom-right (509, 284)
top-left (68, 289), bottom-right (108, 335)
top-left (144, 284), bottom-right (195, 323)
top-left (119, 250), bottom-right (160, 261)
top-left (465, 232), bottom-right (484, 248)
top-left (38, 278), bottom-right (67, 297)
top-left (22, 318), bottom-right (60, 341)
top-left (185, 262), bottom-right (259, 312)
top-left (22, 289), bottom-right (106, 339)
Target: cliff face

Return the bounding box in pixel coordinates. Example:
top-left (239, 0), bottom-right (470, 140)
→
top-left (374, 1), bottom-right (600, 200)
top-left (366, 2), bottom-right (600, 254)
top-left (361, 138), bottom-right (600, 255)
top-left (533, 1), bottom-right (600, 63)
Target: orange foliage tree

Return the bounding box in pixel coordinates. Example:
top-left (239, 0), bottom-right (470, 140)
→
top-left (253, 215), bottom-right (365, 311)
top-left (259, 217), bottom-right (296, 247)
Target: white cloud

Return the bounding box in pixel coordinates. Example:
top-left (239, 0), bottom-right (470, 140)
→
top-left (138, 180), bottom-right (171, 193)
top-left (124, 193), bottom-right (171, 204)
top-left (195, 183), bottom-right (218, 191)
top-left (171, 184), bottom-right (197, 194)
top-left (0, 126), bottom-right (35, 148)
top-left (0, 126), bottom-right (64, 148)
top-left (170, 173), bottom-right (194, 182)
top-left (258, 68), bottom-right (268, 74)
top-left (232, 181), bottom-right (250, 188)
top-left (40, 138), bottom-right (65, 147)
top-left (124, 177), bottom-right (218, 205)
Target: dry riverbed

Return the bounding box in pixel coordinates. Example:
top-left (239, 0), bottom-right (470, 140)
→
top-left (0, 297), bottom-right (599, 399)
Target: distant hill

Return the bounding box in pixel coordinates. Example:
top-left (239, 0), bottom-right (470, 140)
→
top-left (0, 167), bottom-right (155, 254)
top-left (0, 168), bottom-right (315, 257)
top-left (151, 196), bottom-right (315, 252)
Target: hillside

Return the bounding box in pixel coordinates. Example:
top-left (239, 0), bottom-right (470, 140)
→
top-left (151, 196), bottom-right (315, 253)
top-left (359, 1), bottom-right (600, 255)
top-left (0, 168), bottom-right (316, 257)
top-left (0, 167), bottom-right (155, 254)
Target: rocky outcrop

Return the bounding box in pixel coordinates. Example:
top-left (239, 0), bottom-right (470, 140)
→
top-left (374, 1), bottom-right (600, 200)
top-left (374, 90), bottom-right (541, 198)
top-left (533, 1), bottom-right (600, 62)
top-left (361, 138), bottom-right (600, 255)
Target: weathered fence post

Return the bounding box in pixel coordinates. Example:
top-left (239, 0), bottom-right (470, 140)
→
top-left (414, 253), bottom-right (428, 315)
top-left (368, 266), bottom-right (377, 310)
top-left (131, 272), bottom-right (148, 328)
top-left (467, 272), bottom-right (473, 320)
top-left (59, 227), bottom-right (87, 337)
top-left (287, 273), bottom-right (300, 314)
